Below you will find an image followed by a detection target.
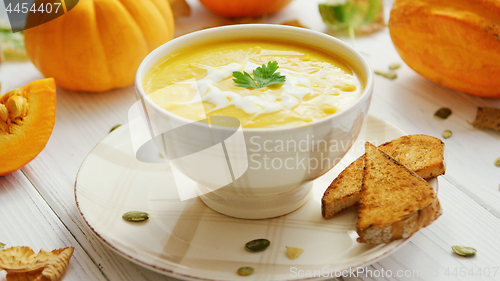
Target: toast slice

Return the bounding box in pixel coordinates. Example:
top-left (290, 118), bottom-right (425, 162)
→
top-left (321, 134), bottom-right (445, 219)
top-left (356, 142), bottom-right (442, 244)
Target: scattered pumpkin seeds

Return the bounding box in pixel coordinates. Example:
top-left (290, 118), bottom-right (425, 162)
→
top-left (109, 124), bottom-right (121, 133)
top-left (452, 245), bottom-right (476, 257)
top-left (237, 266), bottom-right (254, 276)
top-left (388, 63), bottom-right (401, 70)
top-left (434, 107), bottom-right (452, 120)
top-left (122, 211), bottom-right (149, 222)
top-left (245, 238), bottom-right (270, 252)
top-left (374, 70), bottom-right (397, 80)
top-left (495, 157), bottom-right (500, 167)
top-left (442, 130), bottom-right (452, 139)
top-left (285, 246), bottom-right (304, 259)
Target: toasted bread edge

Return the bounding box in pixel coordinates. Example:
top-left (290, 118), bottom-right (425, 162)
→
top-left (356, 142), bottom-right (442, 244)
top-left (357, 197), bottom-right (442, 244)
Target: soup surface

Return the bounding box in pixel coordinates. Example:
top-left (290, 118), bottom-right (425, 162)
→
top-left (144, 39), bottom-right (363, 128)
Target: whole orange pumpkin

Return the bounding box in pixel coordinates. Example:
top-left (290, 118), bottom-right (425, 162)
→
top-left (389, 0), bottom-right (500, 98)
top-left (199, 0), bottom-right (293, 18)
top-left (24, 0), bottom-right (175, 92)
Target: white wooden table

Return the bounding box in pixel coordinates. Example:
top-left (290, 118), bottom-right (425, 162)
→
top-left (1, 0), bottom-right (500, 280)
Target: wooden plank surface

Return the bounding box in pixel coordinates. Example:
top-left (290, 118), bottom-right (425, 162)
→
top-left (0, 172), bottom-right (105, 281)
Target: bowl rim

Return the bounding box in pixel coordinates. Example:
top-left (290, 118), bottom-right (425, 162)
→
top-left (135, 24), bottom-right (373, 133)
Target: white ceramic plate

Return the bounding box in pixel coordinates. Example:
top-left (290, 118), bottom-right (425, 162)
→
top-left (75, 115), bottom-right (436, 281)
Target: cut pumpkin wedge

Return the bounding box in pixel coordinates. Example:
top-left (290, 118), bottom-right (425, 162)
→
top-left (0, 78), bottom-right (56, 176)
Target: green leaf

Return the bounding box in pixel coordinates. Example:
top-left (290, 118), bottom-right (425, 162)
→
top-left (0, 29), bottom-right (28, 61)
top-left (319, 3), bottom-right (356, 31)
top-left (365, 0), bottom-right (383, 24)
top-left (253, 61), bottom-right (286, 88)
top-left (233, 61), bottom-right (286, 89)
top-left (319, 0), bottom-right (384, 38)
top-left (232, 71), bottom-right (259, 89)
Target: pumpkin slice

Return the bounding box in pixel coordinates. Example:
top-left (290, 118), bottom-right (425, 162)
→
top-left (0, 78), bottom-right (56, 176)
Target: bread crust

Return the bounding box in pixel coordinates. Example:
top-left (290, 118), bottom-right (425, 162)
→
top-left (356, 197), bottom-right (442, 244)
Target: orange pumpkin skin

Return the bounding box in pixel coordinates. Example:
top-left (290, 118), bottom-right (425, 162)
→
top-left (24, 0), bottom-right (175, 92)
top-left (389, 0), bottom-right (500, 98)
top-left (0, 78), bottom-right (56, 176)
top-left (199, 0), bottom-right (293, 18)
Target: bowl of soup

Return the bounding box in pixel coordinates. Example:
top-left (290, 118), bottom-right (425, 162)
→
top-left (135, 24), bottom-right (373, 219)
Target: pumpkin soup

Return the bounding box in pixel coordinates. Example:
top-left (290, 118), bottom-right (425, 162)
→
top-left (144, 39), bottom-right (363, 128)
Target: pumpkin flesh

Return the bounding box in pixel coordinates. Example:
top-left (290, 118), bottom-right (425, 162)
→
top-left (389, 0), bottom-right (500, 98)
top-left (0, 78), bottom-right (56, 176)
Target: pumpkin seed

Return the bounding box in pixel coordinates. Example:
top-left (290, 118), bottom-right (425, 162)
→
top-left (0, 242), bottom-right (5, 251)
top-left (285, 246), bottom-right (304, 259)
top-left (109, 124), bottom-right (121, 133)
top-left (1, 89), bottom-right (17, 103)
top-left (495, 157), bottom-right (500, 167)
top-left (6, 95), bottom-right (28, 119)
top-left (122, 211), bottom-right (149, 222)
top-left (245, 238), bottom-right (270, 252)
top-left (388, 63), bottom-right (401, 70)
top-left (237, 267), bottom-right (254, 276)
top-left (442, 130), bottom-right (452, 139)
top-left (0, 104), bottom-right (8, 122)
top-left (434, 107), bottom-right (452, 120)
top-left (374, 70), bottom-right (397, 80)
top-left (452, 245), bottom-right (476, 257)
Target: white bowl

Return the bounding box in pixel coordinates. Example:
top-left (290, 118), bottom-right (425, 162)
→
top-left (135, 24), bottom-right (373, 219)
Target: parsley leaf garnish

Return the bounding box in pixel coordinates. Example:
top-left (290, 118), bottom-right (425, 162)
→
top-left (233, 61), bottom-right (286, 89)
top-left (232, 71), bottom-right (259, 89)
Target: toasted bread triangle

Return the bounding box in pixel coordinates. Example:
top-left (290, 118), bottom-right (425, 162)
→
top-left (356, 142), bottom-right (442, 244)
top-left (321, 134), bottom-right (445, 219)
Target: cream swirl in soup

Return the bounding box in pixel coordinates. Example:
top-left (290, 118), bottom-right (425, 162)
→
top-left (144, 39), bottom-right (363, 128)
